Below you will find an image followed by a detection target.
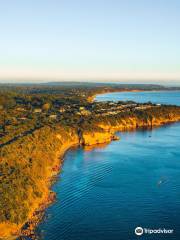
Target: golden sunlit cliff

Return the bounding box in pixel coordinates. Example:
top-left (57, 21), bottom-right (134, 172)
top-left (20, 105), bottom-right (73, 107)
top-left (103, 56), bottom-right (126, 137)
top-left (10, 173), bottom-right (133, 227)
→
top-left (1, 104), bottom-right (180, 238)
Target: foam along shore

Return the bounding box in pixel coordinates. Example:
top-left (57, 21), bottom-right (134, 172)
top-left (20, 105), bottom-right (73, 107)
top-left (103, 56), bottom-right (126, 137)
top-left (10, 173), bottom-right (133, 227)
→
top-left (1, 105), bottom-right (180, 238)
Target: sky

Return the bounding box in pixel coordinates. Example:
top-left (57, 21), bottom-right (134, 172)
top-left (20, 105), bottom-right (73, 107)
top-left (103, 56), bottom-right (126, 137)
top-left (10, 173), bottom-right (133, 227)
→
top-left (0, 0), bottom-right (180, 84)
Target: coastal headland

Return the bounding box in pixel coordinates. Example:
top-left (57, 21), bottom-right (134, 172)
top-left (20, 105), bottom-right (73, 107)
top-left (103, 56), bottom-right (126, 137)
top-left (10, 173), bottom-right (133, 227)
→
top-left (0, 83), bottom-right (180, 239)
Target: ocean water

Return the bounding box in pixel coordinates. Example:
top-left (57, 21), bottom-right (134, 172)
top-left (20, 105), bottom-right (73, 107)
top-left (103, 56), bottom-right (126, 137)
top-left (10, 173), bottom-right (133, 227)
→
top-left (95, 90), bottom-right (180, 105)
top-left (37, 91), bottom-right (180, 240)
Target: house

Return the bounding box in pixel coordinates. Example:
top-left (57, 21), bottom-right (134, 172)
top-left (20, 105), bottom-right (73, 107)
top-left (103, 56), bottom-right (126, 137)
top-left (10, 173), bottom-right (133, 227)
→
top-left (18, 117), bottom-right (27, 121)
top-left (59, 107), bottom-right (66, 113)
top-left (80, 109), bottom-right (91, 116)
top-left (34, 108), bottom-right (42, 113)
top-left (79, 106), bottom-right (85, 111)
top-left (16, 107), bottom-right (26, 112)
top-left (49, 114), bottom-right (57, 119)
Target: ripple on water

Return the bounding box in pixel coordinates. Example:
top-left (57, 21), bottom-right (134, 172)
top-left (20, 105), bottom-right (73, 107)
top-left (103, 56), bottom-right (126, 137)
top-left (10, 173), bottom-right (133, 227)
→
top-left (37, 91), bottom-right (180, 240)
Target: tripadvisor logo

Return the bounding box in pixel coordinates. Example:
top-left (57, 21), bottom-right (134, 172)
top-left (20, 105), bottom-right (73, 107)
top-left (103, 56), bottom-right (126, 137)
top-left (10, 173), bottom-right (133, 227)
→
top-left (135, 227), bottom-right (143, 236)
top-left (135, 226), bottom-right (174, 236)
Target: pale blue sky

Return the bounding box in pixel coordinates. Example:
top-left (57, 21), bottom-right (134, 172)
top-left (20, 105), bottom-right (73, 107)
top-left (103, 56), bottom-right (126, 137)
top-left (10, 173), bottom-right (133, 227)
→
top-left (0, 0), bottom-right (180, 83)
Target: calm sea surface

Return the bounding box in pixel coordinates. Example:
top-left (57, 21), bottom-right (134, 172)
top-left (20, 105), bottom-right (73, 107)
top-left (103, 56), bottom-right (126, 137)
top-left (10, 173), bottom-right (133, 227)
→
top-left (95, 90), bottom-right (180, 105)
top-left (37, 91), bottom-right (180, 240)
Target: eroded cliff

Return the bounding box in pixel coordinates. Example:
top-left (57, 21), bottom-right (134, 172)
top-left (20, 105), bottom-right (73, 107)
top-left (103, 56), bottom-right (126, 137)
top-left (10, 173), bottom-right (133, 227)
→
top-left (1, 106), bottom-right (180, 238)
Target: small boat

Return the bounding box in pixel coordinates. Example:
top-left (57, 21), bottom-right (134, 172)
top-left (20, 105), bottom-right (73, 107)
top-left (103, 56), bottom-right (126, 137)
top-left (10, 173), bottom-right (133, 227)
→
top-left (157, 180), bottom-right (162, 185)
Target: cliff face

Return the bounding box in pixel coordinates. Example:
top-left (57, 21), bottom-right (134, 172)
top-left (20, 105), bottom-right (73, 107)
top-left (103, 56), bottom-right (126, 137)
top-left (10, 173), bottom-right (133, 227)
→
top-left (1, 110), bottom-right (180, 238)
top-left (0, 125), bottom-right (79, 238)
top-left (81, 130), bottom-right (117, 146)
top-left (97, 115), bottom-right (180, 132)
top-left (0, 126), bottom-right (119, 237)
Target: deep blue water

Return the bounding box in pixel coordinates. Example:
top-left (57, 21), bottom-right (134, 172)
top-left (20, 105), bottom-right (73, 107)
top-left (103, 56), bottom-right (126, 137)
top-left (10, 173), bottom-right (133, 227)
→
top-left (37, 91), bottom-right (180, 240)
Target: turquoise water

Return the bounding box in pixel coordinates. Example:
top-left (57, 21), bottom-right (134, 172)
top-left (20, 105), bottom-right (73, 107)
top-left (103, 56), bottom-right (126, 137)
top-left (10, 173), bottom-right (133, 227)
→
top-left (37, 91), bottom-right (180, 240)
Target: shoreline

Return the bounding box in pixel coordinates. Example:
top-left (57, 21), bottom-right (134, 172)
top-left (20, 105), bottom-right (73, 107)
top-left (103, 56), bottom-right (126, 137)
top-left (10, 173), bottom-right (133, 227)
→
top-left (17, 143), bottom-right (80, 240)
top-left (18, 120), bottom-right (180, 239)
top-left (87, 89), bottom-right (144, 102)
top-left (92, 89), bottom-right (180, 102)
top-left (1, 90), bottom-right (180, 239)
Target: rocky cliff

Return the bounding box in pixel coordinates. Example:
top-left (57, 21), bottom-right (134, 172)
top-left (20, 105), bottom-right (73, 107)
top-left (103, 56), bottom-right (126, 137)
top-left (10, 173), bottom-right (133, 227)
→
top-left (0, 109), bottom-right (180, 238)
top-left (0, 125), bottom-right (79, 238)
top-left (97, 115), bottom-right (180, 131)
